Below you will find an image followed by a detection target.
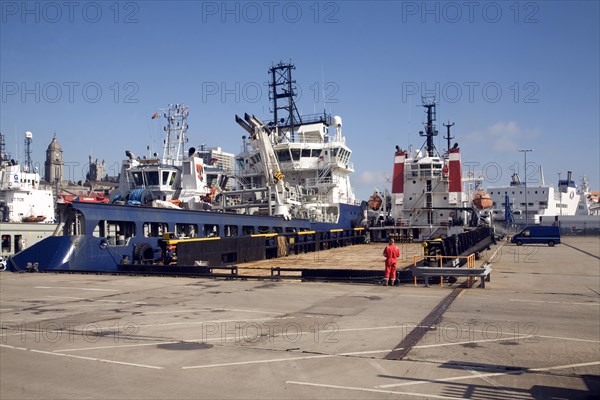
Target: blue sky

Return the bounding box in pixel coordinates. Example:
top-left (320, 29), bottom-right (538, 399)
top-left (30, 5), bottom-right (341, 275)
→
top-left (1, 0), bottom-right (598, 200)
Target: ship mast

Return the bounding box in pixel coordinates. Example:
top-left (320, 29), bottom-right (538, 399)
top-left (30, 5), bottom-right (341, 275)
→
top-left (24, 131), bottom-right (33, 172)
top-left (0, 131), bottom-right (10, 163)
top-left (419, 98), bottom-right (438, 157)
top-left (161, 104), bottom-right (189, 166)
top-left (269, 62), bottom-right (302, 142)
top-left (443, 121), bottom-right (455, 153)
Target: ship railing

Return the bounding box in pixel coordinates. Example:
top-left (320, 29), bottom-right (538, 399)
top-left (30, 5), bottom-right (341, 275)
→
top-left (267, 112), bottom-right (332, 130)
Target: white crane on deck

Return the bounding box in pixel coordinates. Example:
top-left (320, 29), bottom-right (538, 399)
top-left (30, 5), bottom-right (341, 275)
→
top-left (235, 113), bottom-right (292, 219)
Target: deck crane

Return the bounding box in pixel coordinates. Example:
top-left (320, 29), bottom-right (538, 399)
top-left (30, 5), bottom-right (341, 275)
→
top-left (235, 113), bottom-right (292, 219)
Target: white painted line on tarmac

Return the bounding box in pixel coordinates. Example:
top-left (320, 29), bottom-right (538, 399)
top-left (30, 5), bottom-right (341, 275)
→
top-left (181, 348), bottom-right (404, 370)
top-left (0, 344), bottom-right (163, 369)
top-left (413, 335), bottom-right (534, 349)
top-left (487, 241), bottom-right (506, 262)
top-left (0, 344), bottom-right (28, 351)
top-left (34, 286), bottom-right (118, 292)
top-left (182, 354), bottom-right (334, 369)
top-left (54, 341), bottom-right (181, 353)
top-left (142, 307), bottom-right (285, 316)
top-left (285, 381), bottom-right (464, 400)
top-left (531, 361), bottom-right (600, 372)
top-left (140, 315), bottom-right (295, 328)
top-left (535, 334), bottom-right (600, 343)
top-left (509, 298), bottom-right (600, 306)
top-left (378, 360), bottom-right (600, 389)
top-left (337, 325), bottom-right (409, 333)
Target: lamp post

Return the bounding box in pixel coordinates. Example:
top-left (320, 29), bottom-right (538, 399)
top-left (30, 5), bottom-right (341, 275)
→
top-left (518, 149), bottom-right (533, 225)
top-left (558, 172), bottom-right (562, 216)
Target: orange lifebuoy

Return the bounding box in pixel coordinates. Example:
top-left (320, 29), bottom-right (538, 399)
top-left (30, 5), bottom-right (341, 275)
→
top-left (196, 164), bottom-right (203, 181)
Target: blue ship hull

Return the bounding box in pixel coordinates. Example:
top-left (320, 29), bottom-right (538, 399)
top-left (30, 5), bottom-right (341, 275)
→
top-left (8, 201), bottom-right (365, 272)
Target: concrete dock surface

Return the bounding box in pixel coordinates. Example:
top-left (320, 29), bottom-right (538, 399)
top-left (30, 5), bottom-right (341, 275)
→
top-left (1, 236), bottom-right (599, 399)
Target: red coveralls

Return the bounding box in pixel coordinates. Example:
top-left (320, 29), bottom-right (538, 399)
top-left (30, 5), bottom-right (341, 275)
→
top-left (383, 243), bottom-right (400, 280)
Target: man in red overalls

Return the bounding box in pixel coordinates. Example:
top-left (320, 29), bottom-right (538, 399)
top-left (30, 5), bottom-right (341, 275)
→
top-left (383, 238), bottom-right (400, 286)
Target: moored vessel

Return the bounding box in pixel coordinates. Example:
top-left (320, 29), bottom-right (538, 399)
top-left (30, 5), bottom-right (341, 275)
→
top-left (0, 131), bottom-right (58, 260)
top-left (7, 64), bottom-right (365, 273)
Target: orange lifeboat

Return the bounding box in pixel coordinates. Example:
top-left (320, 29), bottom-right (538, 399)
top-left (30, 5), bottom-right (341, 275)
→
top-left (472, 189), bottom-right (493, 209)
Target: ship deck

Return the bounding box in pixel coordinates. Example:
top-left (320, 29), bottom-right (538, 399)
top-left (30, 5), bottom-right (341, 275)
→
top-left (234, 242), bottom-right (423, 277)
top-left (1, 237), bottom-right (599, 399)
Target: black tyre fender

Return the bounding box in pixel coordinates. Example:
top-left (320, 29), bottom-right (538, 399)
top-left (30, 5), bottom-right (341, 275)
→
top-left (548, 241), bottom-right (555, 247)
top-left (516, 240), bottom-right (523, 246)
top-left (133, 242), bottom-right (154, 263)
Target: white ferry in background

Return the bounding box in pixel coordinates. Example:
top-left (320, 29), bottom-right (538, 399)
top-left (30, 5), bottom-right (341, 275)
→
top-left (488, 170), bottom-right (599, 225)
top-left (0, 131), bottom-right (57, 260)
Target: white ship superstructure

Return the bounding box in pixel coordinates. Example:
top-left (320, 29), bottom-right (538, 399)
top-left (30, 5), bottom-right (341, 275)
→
top-left (387, 99), bottom-right (481, 240)
top-left (0, 131), bottom-right (58, 259)
top-left (226, 63), bottom-right (358, 224)
top-left (488, 170), bottom-right (589, 223)
top-left (112, 104), bottom-right (227, 211)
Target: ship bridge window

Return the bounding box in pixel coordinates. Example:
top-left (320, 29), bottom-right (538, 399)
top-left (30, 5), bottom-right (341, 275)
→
top-left (162, 171), bottom-right (175, 186)
top-left (272, 227), bottom-right (283, 234)
top-left (277, 150), bottom-right (291, 162)
top-left (93, 220), bottom-right (136, 245)
top-left (257, 226), bottom-right (270, 234)
top-left (131, 172), bottom-right (143, 187)
top-left (175, 223), bottom-right (197, 238)
top-left (290, 149), bottom-right (300, 161)
top-left (145, 171), bottom-right (159, 186)
top-left (242, 226), bottom-right (254, 235)
top-left (250, 154), bottom-right (261, 164)
top-left (301, 149), bottom-right (311, 157)
top-left (143, 222), bottom-right (168, 238)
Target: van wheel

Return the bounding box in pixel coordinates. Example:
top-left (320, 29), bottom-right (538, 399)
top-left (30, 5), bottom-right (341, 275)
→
top-left (516, 240), bottom-right (523, 246)
top-left (548, 241), bottom-right (555, 247)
